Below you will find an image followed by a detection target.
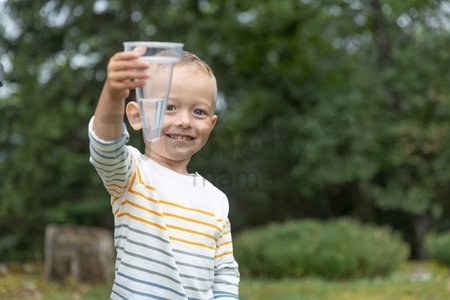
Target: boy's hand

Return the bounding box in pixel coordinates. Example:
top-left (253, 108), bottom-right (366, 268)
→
top-left (104, 46), bottom-right (149, 102)
top-left (93, 46), bottom-right (149, 141)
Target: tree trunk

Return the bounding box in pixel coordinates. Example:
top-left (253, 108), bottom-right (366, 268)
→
top-left (44, 224), bottom-right (114, 283)
top-left (410, 212), bottom-right (431, 260)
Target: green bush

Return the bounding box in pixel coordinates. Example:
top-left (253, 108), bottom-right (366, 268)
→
top-left (426, 232), bottom-right (450, 266)
top-left (234, 218), bottom-right (409, 279)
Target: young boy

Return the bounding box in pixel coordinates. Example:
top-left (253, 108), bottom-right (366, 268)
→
top-left (89, 46), bottom-right (240, 299)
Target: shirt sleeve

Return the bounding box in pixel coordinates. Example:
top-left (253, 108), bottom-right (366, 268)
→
top-left (88, 116), bottom-right (135, 198)
top-left (213, 218), bottom-right (240, 299)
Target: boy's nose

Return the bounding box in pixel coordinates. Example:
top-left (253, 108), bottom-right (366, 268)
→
top-left (175, 111), bottom-right (192, 128)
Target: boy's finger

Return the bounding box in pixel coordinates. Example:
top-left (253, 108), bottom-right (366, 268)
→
top-left (109, 70), bottom-right (149, 82)
top-left (109, 60), bottom-right (149, 72)
top-left (109, 79), bottom-right (145, 91)
top-left (113, 47), bottom-right (146, 61)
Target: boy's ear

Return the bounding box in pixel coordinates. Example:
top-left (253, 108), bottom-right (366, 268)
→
top-left (126, 101), bottom-right (142, 130)
top-left (211, 114), bottom-right (218, 129)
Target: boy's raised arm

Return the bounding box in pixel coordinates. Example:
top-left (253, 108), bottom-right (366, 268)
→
top-left (93, 47), bottom-right (149, 141)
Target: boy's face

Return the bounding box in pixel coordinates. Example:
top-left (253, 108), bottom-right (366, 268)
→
top-left (147, 65), bottom-right (218, 165)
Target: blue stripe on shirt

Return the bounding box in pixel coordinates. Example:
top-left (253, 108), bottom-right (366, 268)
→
top-left (90, 144), bottom-right (127, 160)
top-left (120, 261), bottom-right (183, 285)
top-left (213, 291), bottom-right (239, 299)
top-left (117, 272), bottom-right (186, 298)
top-left (114, 281), bottom-right (172, 300)
top-left (115, 238), bottom-right (173, 259)
top-left (116, 224), bottom-right (170, 244)
top-left (90, 152), bottom-right (130, 167)
top-left (111, 289), bottom-right (127, 300)
top-left (99, 170), bottom-right (130, 181)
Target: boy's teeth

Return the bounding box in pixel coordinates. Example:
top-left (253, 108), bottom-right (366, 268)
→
top-left (170, 134), bottom-right (191, 141)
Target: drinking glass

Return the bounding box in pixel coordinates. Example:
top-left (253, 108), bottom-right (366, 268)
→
top-left (123, 41), bottom-right (184, 141)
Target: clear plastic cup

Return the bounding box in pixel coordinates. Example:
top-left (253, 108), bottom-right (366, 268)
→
top-left (123, 41), bottom-right (184, 141)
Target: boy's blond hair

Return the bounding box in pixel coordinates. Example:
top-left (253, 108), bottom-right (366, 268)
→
top-left (179, 51), bottom-right (215, 78)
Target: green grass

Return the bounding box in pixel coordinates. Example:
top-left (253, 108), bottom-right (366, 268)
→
top-left (1, 262), bottom-right (449, 299)
top-left (240, 262), bottom-right (450, 299)
top-left (240, 277), bottom-right (448, 300)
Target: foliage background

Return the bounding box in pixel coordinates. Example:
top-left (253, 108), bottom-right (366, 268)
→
top-left (1, 0), bottom-right (450, 262)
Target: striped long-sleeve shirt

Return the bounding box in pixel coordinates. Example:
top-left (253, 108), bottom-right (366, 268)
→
top-left (88, 118), bottom-right (240, 299)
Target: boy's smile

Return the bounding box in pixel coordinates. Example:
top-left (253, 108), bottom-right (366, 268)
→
top-left (166, 133), bottom-right (195, 142)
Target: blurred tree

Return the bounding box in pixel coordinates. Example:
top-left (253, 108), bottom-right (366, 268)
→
top-left (191, 0), bottom-right (450, 259)
top-left (363, 0), bottom-right (450, 259)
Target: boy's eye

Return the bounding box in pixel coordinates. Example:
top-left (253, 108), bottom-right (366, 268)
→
top-left (166, 104), bottom-right (176, 111)
top-left (194, 109), bottom-right (206, 116)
